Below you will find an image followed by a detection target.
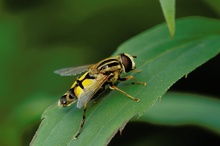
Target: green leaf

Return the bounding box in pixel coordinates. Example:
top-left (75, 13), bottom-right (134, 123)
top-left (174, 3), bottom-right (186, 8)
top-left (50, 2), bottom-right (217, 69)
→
top-left (31, 17), bottom-right (220, 146)
top-left (203, 0), bottom-right (220, 16)
top-left (159, 0), bottom-right (175, 36)
top-left (136, 92), bottom-right (220, 134)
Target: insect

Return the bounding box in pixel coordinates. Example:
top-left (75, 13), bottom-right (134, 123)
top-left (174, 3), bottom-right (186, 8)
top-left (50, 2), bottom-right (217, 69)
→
top-left (54, 53), bottom-right (146, 139)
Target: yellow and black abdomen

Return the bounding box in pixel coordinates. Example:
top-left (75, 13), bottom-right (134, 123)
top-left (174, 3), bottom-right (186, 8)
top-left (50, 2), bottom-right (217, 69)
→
top-left (72, 72), bottom-right (95, 98)
top-left (58, 72), bottom-right (105, 108)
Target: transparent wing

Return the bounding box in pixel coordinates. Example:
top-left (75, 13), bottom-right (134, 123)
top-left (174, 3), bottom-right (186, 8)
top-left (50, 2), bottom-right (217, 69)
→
top-left (77, 74), bottom-right (109, 108)
top-left (54, 64), bottom-right (94, 76)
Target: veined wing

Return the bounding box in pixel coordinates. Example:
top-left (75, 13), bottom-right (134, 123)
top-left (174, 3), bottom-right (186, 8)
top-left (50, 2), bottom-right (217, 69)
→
top-left (54, 64), bottom-right (94, 76)
top-left (77, 73), bottom-right (109, 108)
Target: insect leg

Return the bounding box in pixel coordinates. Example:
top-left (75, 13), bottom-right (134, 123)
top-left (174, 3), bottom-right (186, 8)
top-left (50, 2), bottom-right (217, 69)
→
top-left (74, 104), bottom-right (87, 139)
top-left (109, 84), bottom-right (140, 102)
top-left (119, 75), bottom-right (146, 86)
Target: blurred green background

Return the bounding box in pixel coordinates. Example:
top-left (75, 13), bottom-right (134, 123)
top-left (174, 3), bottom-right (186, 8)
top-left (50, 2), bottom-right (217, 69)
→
top-left (0, 0), bottom-right (220, 146)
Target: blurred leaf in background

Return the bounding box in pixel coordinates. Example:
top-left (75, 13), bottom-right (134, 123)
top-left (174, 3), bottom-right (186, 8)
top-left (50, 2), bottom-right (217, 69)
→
top-left (0, 0), bottom-right (220, 146)
top-left (159, 0), bottom-right (175, 36)
top-left (111, 92), bottom-right (220, 146)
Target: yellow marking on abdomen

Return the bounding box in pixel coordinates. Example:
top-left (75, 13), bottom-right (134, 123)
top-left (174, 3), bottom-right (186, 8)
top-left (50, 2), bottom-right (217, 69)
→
top-left (74, 86), bottom-right (83, 97)
top-left (82, 79), bottom-right (93, 87)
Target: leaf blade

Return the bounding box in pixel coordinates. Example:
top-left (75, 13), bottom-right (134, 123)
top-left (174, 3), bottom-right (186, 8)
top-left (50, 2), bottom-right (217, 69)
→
top-left (31, 17), bottom-right (220, 146)
top-left (159, 0), bottom-right (175, 36)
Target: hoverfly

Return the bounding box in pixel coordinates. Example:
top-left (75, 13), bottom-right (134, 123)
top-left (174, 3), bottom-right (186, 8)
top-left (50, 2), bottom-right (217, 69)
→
top-left (54, 53), bottom-right (146, 139)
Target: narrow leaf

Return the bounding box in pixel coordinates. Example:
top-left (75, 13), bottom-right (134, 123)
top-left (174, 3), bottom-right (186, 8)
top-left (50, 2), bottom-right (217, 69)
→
top-left (159, 0), bottom-right (175, 36)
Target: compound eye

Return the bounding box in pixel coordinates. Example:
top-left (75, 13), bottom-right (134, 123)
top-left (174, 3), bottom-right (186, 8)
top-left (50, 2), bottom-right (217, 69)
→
top-left (121, 54), bottom-right (135, 72)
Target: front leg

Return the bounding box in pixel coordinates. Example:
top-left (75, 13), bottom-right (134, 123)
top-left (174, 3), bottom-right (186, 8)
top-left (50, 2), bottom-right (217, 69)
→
top-left (109, 83), bottom-right (140, 102)
top-left (118, 75), bottom-right (146, 86)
